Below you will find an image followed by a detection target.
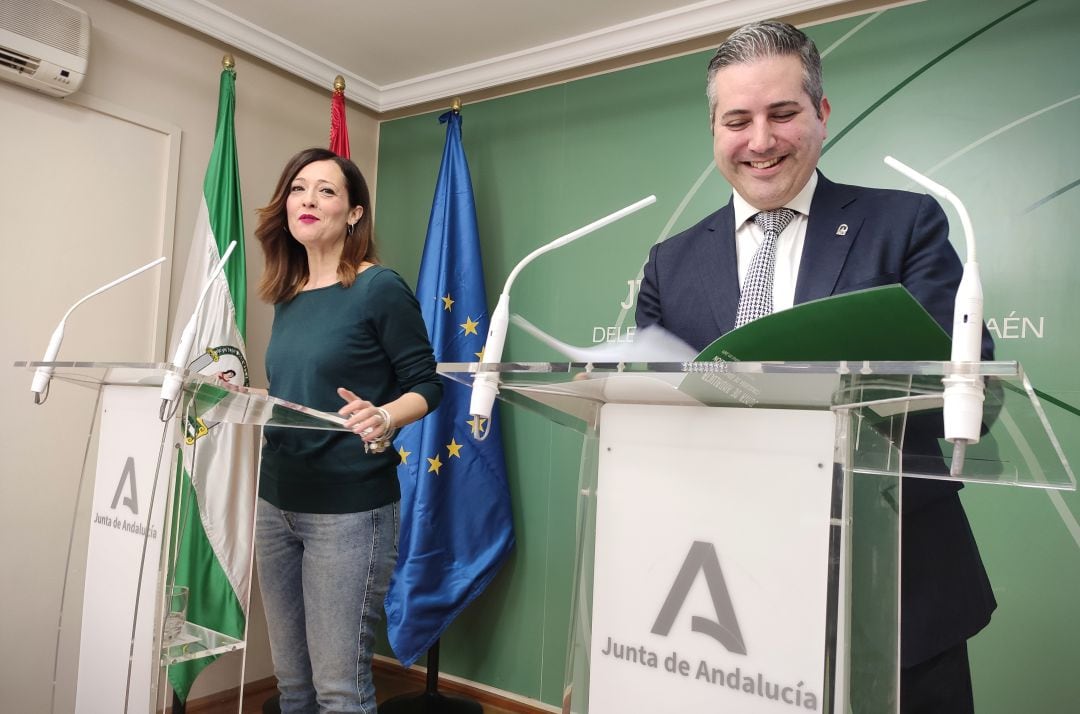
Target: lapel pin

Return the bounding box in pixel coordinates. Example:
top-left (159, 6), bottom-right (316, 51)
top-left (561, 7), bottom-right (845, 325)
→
top-left (836, 223), bottom-right (849, 236)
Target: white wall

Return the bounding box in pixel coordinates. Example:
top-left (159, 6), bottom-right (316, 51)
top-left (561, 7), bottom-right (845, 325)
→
top-left (0, 0), bottom-right (380, 708)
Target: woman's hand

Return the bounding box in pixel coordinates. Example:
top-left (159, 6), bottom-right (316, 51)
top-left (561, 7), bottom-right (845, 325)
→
top-left (337, 387), bottom-right (390, 442)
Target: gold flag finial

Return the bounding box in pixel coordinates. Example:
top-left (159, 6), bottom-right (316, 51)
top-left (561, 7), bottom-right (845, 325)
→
top-left (450, 96), bottom-right (462, 113)
top-left (222, 53), bottom-right (235, 70)
top-left (334, 75), bottom-right (346, 92)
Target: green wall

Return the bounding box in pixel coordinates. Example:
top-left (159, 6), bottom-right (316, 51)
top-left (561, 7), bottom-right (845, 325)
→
top-left (375, 0), bottom-right (1080, 709)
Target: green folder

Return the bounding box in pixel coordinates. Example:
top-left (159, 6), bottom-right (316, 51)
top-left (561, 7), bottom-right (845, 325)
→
top-left (695, 285), bottom-right (951, 363)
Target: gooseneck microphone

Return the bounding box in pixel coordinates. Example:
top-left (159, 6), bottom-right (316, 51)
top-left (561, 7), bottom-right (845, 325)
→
top-left (884, 156), bottom-right (984, 475)
top-left (159, 241), bottom-right (237, 418)
top-left (468, 195), bottom-right (657, 440)
top-left (30, 257), bottom-right (167, 404)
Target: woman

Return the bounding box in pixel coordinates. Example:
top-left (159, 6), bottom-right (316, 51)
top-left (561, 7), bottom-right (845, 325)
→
top-left (254, 147), bottom-right (442, 713)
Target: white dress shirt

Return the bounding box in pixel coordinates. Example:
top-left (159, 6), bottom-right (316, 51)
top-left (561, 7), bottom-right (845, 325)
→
top-left (732, 172), bottom-right (818, 313)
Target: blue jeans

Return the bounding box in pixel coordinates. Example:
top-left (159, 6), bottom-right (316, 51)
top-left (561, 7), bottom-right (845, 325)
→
top-left (255, 499), bottom-right (399, 714)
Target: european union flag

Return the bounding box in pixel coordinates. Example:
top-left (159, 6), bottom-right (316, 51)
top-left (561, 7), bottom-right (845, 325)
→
top-left (386, 110), bottom-right (516, 667)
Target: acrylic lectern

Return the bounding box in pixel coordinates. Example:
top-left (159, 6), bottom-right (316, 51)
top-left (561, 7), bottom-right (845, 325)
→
top-left (438, 360), bottom-right (1075, 714)
top-left (14, 360), bottom-right (346, 714)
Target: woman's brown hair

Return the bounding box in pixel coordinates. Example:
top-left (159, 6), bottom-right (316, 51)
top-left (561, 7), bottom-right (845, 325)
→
top-left (255, 147), bottom-right (378, 303)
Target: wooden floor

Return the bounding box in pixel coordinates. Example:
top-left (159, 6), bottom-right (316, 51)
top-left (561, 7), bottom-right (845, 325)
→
top-left (187, 667), bottom-right (525, 714)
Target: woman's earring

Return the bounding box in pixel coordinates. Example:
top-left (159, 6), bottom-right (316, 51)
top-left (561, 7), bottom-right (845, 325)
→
top-left (346, 222), bottom-right (355, 237)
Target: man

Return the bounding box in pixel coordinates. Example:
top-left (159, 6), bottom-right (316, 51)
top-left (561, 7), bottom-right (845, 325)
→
top-left (637, 20), bottom-right (995, 714)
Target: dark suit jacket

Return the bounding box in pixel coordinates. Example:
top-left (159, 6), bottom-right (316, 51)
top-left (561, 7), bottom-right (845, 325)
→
top-left (637, 172), bottom-right (996, 667)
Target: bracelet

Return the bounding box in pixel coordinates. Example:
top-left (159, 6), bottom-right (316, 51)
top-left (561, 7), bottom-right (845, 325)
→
top-left (364, 407), bottom-right (397, 454)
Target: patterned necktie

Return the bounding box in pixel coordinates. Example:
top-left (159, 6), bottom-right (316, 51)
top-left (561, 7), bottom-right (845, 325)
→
top-left (734, 208), bottom-right (796, 328)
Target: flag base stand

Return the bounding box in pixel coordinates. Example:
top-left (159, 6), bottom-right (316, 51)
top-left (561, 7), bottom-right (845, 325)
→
top-left (379, 691), bottom-right (483, 714)
top-left (380, 640), bottom-right (482, 714)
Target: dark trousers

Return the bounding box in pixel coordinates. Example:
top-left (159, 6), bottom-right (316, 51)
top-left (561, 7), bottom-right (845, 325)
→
top-left (901, 640), bottom-right (975, 714)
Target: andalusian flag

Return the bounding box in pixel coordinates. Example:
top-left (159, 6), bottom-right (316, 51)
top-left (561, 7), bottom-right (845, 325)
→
top-left (167, 64), bottom-right (255, 701)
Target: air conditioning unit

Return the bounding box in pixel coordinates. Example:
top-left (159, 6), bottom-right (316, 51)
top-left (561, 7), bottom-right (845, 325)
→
top-left (0, 0), bottom-right (90, 98)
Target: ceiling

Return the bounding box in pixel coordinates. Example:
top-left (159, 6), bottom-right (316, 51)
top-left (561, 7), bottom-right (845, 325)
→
top-left (128, 0), bottom-right (853, 114)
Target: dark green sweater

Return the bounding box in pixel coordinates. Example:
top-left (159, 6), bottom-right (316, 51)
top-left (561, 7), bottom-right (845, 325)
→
top-left (260, 266), bottom-right (442, 513)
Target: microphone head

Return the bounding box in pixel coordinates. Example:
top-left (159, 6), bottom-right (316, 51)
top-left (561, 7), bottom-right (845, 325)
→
top-left (30, 323), bottom-right (66, 402)
top-left (30, 367), bottom-right (54, 401)
top-left (468, 373), bottom-right (499, 441)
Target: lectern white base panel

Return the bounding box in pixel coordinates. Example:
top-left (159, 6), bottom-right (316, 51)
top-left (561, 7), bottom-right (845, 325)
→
top-left (589, 404), bottom-right (837, 713)
top-left (77, 386), bottom-right (173, 714)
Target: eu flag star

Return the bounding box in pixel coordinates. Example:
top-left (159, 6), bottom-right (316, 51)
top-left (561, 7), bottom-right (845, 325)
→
top-left (398, 445), bottom-right (412, 465)
top-left (441, 294), bottom-right (454, 311)
top-left (460, 316), bottom-right (480, 335)
top-left (466, 415), bottom-right (487, 433)
top-left (427, 454), bottom-right (443, 475)
top-left (446, 438), bottom-right (463, 458)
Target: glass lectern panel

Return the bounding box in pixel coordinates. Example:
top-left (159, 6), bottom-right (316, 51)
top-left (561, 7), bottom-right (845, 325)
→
top-left (183, 380), bottom-right (348, 431)
top-left (16, 361), bottom-right (348, 431)
top-left (438, 360), bottom-right (1076, 489)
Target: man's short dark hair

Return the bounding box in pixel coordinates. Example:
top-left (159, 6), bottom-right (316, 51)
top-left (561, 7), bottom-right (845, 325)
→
top-left (706, 20), bottom-right (824, 124)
